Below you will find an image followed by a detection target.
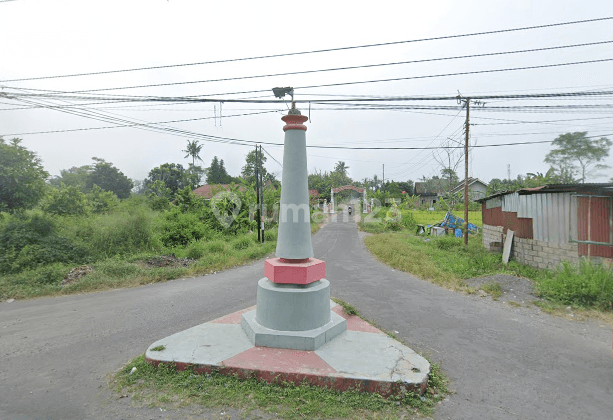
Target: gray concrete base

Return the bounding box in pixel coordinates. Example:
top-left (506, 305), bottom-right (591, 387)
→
top-left (241, 309), bottom-right (347, 351)
top-left (255, 278), bottom-right (331, 331)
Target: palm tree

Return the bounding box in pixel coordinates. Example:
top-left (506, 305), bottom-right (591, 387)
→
top-left (334, 161), bottom-right (349, 175)
top-left (183, 140), bottom-right (203, 166)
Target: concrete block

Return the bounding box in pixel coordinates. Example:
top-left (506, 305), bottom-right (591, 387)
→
top-left (264, 258), bottom-right (325, 285)
top-left (255, 278), bottom-right (330, 331)
top-left (241, 309), bottom-right (347, 351)
top-left (533, 256), bottom-right (544, 263)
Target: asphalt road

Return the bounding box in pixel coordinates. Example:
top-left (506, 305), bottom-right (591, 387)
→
top-left (1, 213), bottom-right (612, 420)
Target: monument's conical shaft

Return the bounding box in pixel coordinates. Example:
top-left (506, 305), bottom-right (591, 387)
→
top-left (275, 110), bottom-right (314, 260)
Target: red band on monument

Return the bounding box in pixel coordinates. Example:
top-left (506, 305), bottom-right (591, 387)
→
top-left (279, 258), bottom-right (310, 263)
top-left (282, 114), bottom-right (308, 132)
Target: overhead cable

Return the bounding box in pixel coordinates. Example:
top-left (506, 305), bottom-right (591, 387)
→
top-left (47, 41), bottom-right (613, 94)
top-left (3, 16), bottom-right (611, 83)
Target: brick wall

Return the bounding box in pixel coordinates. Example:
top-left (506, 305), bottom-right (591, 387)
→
top-left (482, 224), bottom-right (579, 270)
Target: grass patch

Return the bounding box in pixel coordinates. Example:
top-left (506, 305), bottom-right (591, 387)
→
top-left (112, 356), bottom-right (440, 419)
top-left (364, 232), bottom-right (532, 289)
top-left (112, 299), bottom-right (450, 419)
top-left (481, 282), bottom-right (502, 300)
top-left (1, 231), bottom-right (277, 300)
top-left (358, 220), bottom-right (387, 234)
top-left (362, 231), bottom-right (613, 321)
top-left (536, 260), bottom-right (613, 311)
top-left (404, 210), bottom-right (483, 228)
top-left (331, 297), bottom-right (360, 316)
top-left (151, 345), bottom-right (166, 352)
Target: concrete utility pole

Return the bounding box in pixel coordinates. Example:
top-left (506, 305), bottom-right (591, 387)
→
top-left (255, 145), bottom-right (261, 243)
top-left (259, 145), bottom-right (265, 243)
top-left (463, 98), bottom-right (470, 246)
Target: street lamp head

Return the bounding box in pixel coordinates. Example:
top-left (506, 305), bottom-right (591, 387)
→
top-left (272, 87), bottom-right (294, 100)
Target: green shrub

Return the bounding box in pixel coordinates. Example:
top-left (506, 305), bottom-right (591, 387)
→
top-left (186, 241), bottom-right (207, 259)
top-left (12, 236), bottom-right (88, 270)
top-left (206, 241), bottom-right (225, 253)
top-left (536, 260), bottom-right (613, 309)
top-left (264, 230), bottom-right (277, 242)
top-left (67, 207), bottom-right (155, 259)
top-left (33, 263), bottom-right (71, 285)
top-left (400, 211), bottom-right (417, 229)
top-left (42, 184), bottom-right (88, 216)
top-left (232, 236), bottom-right (252, 250)
top-left (384, 220), bottom-right (402, 231)
top-left (0, 213), bottom-right (89, 273)
top-left (157, 207), bottom-right (211, 247)
top-left (88, 184), bottom-right (120, 214)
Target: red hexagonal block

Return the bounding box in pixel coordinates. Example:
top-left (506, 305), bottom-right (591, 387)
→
top-left (264, 258), bottom-right (326, 285)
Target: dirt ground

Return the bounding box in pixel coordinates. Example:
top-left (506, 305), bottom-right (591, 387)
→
top-left (465, 274), bottom-right (541, 304)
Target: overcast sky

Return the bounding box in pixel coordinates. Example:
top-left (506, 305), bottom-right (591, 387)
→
top-left (2, 0), bottom-right (613, 187)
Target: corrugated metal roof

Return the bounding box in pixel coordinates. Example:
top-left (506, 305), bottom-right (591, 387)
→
top-left (476, 183), bottom-right (613, 203)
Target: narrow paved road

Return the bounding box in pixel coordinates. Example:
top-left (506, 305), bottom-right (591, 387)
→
top-left (1, 214), bottom-right (612, 419)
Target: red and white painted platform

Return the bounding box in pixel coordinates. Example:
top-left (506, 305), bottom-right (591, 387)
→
top-left (145, 301), bottom-right (430, 397)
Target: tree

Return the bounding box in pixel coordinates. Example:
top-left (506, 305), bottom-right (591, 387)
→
top-left (86, 158), bottom-right (133, 199)
top-left (42, 183), bottom-right (88, 216)
top-left (331, 161), bottom-right (351, 186)
top-left (88, 184), bottom-right (120, 214)
top-left (545, 132), bottom-right (612, 183)
top-left (0, 137), bottom-right (49, 213)
top-left (206, 156), bottom-right (232, 184)
top-left (334, 161), bottom-right (350, 175)
top-left (433, 137), bottom-right (464, 207)
top-left (145, 163), bottom-right (197, 197)
top-left (241, 150), bottom-right (268, 182)
top-left (49, 164), bottom-right (91, 192)
top-left (50, 158), bottom-right (133, 199)
top-left (183, 140), bottom-right (204, 167)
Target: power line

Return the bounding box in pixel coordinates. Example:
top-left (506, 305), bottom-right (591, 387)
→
top-left (4, 16), bottom-right (612, 84)
top-left (4, 86), bottom-right (613, 106)
top-left (47, 40), bottom-right (613, 94)
top-left (261, 147), bottom-right (282, 168)
top-left (1, 109), bottom-right (281, 137)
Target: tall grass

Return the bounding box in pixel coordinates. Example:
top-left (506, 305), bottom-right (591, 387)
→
top-left (537, 260), bottom-right (613, 310)
top-left (60, 207), bottom-right (158, 259)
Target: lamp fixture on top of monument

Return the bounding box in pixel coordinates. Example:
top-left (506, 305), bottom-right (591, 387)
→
top-left (272, 86), bottom-right (294, 100)
top-left (272, 87), bottom-right (296, 111)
